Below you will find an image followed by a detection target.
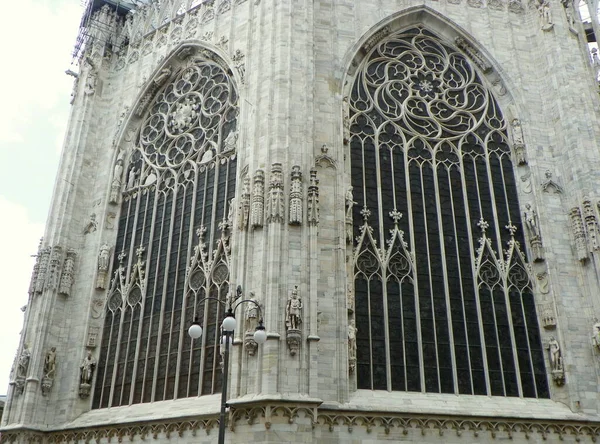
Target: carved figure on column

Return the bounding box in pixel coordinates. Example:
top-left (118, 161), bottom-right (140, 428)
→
top-left (307, 169), bottom-right (319, 226)
top-left (42, 347), bottom-right (57, 396)
top-left (343, 96), bottom-right (350, 145)
top-left (250, 170), bottom-right (265, 229)
top-left (537, 0), bottom-right (554, 31)
top-left (127, 166), bottom-right (138, 190)
top-left (289, 165), bottom-right (303, 225)
top-left (592, 321), bottom-right (600, 351)
top-left (79, 351), bottom-right (97, 398)
top-left (59, 249), bottom-right (77, 296)
top-left (244, 292), bottom-right (260, 356)
top-left (561, 0), bottom-right (576, 30)
top-left (286, 286), bottom-right (303, 356)
top-left (267, 163), bottom-right (285, 224)
top-left (17, 345), bottom-right (31, 379)
top-left (47, 246), bottom-right (63, 291)
top-left (570, 207), bottom-right (588, 261)
top-left (96, 244), bottom-right (111, 289)
top-left (346, 186), bottom-right (357, 243)
top-left (510, 119), bottom-right (528, 165)
top-left (34, 247), bottom-right (51, 294)
top-left (523, 204), bottom-right (544, 261)
top-left (239, 176), bottom-right (250, 230)
top-left (109, 156), bottom-right (124, 204)
top-left (547, 336), bottom-right (564, 385)
top-left (348, 319), bottom-right (357, 373)
top-left (583, 199), bottom-right (599, 251)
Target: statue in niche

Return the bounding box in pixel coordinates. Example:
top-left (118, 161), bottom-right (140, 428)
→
top-left (286, 286), bottom-right (303, 331)
top-left (593, 322), bottom-right (600, 351)
top-left (17, 345), bottom-right (31, 379)
top-left (109, 157), bottom-right (124, 204)
top-left (537, 0), bottom-right (554, 31)
top-left (345, 186), bottom-right (356, 220)
top-left (96, 244), bottom-right (111, 289)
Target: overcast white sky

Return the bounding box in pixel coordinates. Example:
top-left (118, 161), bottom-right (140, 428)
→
top-left (0, 0), bottom-right (83, 392)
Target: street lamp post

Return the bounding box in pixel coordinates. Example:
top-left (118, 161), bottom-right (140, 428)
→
top-left (188, 297), bottom-right (266, 444)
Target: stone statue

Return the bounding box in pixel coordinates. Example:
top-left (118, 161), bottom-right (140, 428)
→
top-left (96, 244), bottom-right (111, 289)
top-left (537, 0), bottom-right (554, 31)
top-left (523, 204), bottom-right (540, 238)
top-left (345, 186), bottom-right (356, 219)
top-left (548, 337), bottom-right (562, 372)
top-left (127, 167), bottom-right (138, 189)
top-left (17, 345), bottom-right (31, 379)
top-left (83, 213), bottom-right (98, 234)
top-left (348, 320), bottom-right (357, 359)
top-left (109, 158), bottom-right (124, 203)
top-left (593, 322), bottom-right (600, 350)
top-left (245, 292), bottom-right (259, 333)
top-left (44, 347), bottom-right (57, 379)
top-left (285, 286), bottom-right (303, 331)
top-left (223, 131), bottom-right (238, 152)
top-left (80, 351), bottom-right (97, 385)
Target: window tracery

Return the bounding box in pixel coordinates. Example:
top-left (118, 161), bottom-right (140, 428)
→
top-left (93, 54), bottom-right (238, 408)
top-left (349, 27), bottom-right (548, 397)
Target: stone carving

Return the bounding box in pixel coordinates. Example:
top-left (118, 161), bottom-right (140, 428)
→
top-left (58, 249), bottom-right (76, 296)
top-left (251, 170), bottom-right (265, 229)
top-left (239, 176), bottom-right (250, 231)
top-left (244, 293), bottom-right (260, 356)
top-left (109, 157), bottom-right (124, 204)
top-left (521, 172), bottom-right (532, 194)
top-left (583, 199), bottom-right (599, 251)
top-left (561, 0), bottom-right (577, 31)
top-left (467, 0), bottom-right (483, 6)
top-left (307, 169), bottom-right (319, 226)
top-left (223, 130), bottom-right (238, 153)
top-left (289, 165), bottom-right (303, 225)
top-left (84, 68), bottom-right (97, 95)
top-left (570, 206), bottom-right (588, 261)
top-left (42, 347), bottom-right (57, 396)
top-left (541, 170), bottom-right (563, 194)
top-left (96, 244), bottom-right (111, 290)
top-left (539, 302), bottom-right (556, 328)
top-left (347, 284), bottom-right (354, 313)
top-left (28, 239), bottom-right (43, 296)
top-left (455, 37), bottom-right (492, 73)
top-left (536, 271), bottom-right (550, 294)
top-left (488, 0), bottom-right (506, 10)
top-left (106, 212), bottom-right (116, 229)
top-left (231, 49), bottom-right (246, 83)
top-left (79, 351), bottom-right (97, 398)
top-left (267, 163), bottom-right (285, 224)
top-left (547, 337), bottom-right (564, 385)
top-left (537, 0), bottom-right (554, 31)
top-left (510, 119), bottom-right (528, 165)
top-left (508, 0), bottom-right (525, 13)
top-left (83, 214), bottom-right (98, 234)
top-left (343, 96), bottom-right (350, 145)
top-left (348, 319), bottom-right (357, 373)
top-left (286, 286), bottom-right (303, 356)
top-left (346, 186), bottom-right (357, 243)
top-left (523, 204), bottom-right (544, 261)
top-left (17, 345), bottom-right (31, 379)
top-left (362, 26), bottom-right (391, 53)
top-left (86, 326), bottom-right (100, 348)
top-left (127, 166), bottom-right (138, 190)
top-left (47, 246), bottom-right (63, 291)
top-left (34, 247), bottom-right (51, 294)
top-left (593, 321), bottom-right (600, 351)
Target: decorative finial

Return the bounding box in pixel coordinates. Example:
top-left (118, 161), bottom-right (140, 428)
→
top-left (360, 207), bottom-right (371, 221)
top-left (505, 223), bottom-right (517, 236)
top-left (389, 209), bottom-right (402, 224)
top-left (477, 218), bottom-right (489, 232)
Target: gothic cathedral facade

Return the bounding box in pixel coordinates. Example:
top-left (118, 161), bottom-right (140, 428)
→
top-left (3, 0), bottom-right (600, 442)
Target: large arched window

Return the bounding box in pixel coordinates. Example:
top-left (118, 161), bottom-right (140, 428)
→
top-left (93, 54), bottom-right (238, 408)
top-left (349, 27), bottom-right (548, 398)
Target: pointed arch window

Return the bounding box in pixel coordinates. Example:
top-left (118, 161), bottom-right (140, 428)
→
top-left (93, 54), bottom-right (238, 408)
top-left (349, 27), bottom-right (548, 397)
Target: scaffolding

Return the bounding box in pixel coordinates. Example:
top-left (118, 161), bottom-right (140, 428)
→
top-left (72, 0), bottom-right (141, 62)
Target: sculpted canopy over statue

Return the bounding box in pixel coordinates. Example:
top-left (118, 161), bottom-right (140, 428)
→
top-left (285, 286), bottom-right (303, 331)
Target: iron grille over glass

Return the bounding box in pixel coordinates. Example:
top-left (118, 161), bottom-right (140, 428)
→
top-left (349, 27), bottom-right (548, 397)
top-left (93, 56), bottom-right (238, 408)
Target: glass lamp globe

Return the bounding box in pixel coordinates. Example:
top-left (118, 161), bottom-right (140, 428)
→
top-left (188, 322), bottom-right (202, 339)
top-left (222, 314), bottom-right (237, 332)
top-left (253, 325), bottom-right (267, 344)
